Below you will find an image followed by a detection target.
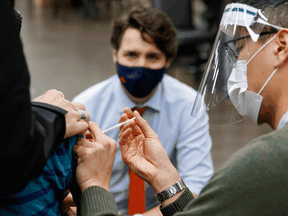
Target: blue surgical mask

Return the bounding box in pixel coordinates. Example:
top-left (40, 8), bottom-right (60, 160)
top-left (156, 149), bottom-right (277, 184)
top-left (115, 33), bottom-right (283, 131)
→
top-left (116, 61), bottom-right (165, 98)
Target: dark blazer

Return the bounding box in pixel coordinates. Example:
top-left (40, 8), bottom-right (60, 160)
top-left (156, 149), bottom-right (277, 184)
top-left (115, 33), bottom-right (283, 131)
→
top-left (0, 0), bottom-right (67, 196)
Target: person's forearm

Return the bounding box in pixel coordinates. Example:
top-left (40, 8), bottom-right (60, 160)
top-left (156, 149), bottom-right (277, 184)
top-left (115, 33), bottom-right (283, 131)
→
top-left (147, 167), bottom-right (196, 216)
top-left (142, 205), bottom-right (162, 216)
top-left (79, 186), bottom-right (194, 216)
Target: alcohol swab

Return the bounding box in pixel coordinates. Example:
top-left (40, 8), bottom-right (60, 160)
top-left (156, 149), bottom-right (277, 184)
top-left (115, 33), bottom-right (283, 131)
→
top-left (102, 117), bottom-right (136, 134)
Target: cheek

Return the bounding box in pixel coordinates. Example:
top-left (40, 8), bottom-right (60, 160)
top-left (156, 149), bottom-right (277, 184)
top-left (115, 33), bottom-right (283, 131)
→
top-left (246, 62), bottom-right (264, 92)
top-left (238, 47), bottom-right (250, 61)
top-left (246, 65), bottom-right (254, 90)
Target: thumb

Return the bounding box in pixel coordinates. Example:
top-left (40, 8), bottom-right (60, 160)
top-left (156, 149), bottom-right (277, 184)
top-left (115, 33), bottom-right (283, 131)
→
top-left (88, 122), bottom-right (102, 141)
top-left (134, 111), bottom-right (158, 138)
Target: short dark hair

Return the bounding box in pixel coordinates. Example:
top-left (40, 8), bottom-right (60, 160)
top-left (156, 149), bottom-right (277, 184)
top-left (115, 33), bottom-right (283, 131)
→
top-left (231, 0), bottom-right (288, 42)
top-left (110, 5), bottom-right (178, 61)
top-left (236, 0), bottom-right (288, 28)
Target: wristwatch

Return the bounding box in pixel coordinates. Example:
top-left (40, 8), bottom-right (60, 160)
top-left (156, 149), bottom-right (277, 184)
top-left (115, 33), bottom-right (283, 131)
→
top-left (156, 179), bottom-right (186, 202)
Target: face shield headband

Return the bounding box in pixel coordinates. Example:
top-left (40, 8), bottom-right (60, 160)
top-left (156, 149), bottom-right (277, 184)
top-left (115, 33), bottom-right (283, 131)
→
top-left (190, 3), bottom-right (282, 125)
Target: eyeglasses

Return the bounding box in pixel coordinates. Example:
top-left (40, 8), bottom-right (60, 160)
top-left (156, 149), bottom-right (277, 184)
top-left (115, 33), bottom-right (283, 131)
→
top-left (224, 31), bottom-right (278, 67)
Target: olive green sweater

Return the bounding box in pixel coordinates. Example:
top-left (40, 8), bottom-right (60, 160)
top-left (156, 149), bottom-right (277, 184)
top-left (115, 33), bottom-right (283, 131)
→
top-left (81, 124), bottom-right (288, 216)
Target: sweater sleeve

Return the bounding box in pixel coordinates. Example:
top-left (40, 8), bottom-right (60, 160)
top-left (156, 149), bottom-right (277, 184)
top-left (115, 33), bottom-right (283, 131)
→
top-left (162, 128), bottom-right (288, 216)
top-left (80, 187), bottom-right (195, 216)
top-left (160, 188), bottom-right (195, 216)
top-left (81, 186), bottom-right (119, 216)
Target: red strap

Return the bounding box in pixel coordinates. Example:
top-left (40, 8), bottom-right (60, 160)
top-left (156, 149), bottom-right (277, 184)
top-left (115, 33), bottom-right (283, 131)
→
top-left (128, 107), bottom-right (147, 215)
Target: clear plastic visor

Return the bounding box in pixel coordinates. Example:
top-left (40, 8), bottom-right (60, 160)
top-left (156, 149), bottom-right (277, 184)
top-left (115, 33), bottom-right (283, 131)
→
top-left (190, 3), bottom-right (280, 125)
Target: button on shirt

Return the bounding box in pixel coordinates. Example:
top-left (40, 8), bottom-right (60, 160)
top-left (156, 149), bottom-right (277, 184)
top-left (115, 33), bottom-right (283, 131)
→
top-left (73, 74), bottom-right (214, 213)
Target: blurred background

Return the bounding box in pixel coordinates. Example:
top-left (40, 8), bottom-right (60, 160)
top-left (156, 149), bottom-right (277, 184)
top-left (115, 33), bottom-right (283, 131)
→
top-left (15, 0), bottom-right (272, 171)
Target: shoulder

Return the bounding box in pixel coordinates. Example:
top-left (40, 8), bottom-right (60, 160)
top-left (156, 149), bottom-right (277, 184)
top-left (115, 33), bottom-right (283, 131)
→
top-left (72, 75), bottom-right (118, 104)
top-left (246, 124), bottom-right (288, 150)
top-left (195, 127), bottom-right (288, 215)
top-left (219, 126), bottom-right (288, 176)
top-left (162, 74), bottom-right (198, 103)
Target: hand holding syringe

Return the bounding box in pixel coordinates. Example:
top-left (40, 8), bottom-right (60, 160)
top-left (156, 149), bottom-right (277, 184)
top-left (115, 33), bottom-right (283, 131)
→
top-left (102, 117), bottom-right (136, 134)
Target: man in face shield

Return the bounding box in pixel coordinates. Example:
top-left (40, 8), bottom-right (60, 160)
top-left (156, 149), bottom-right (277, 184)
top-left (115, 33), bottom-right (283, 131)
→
top-left (192, 0), bottom-right (287, 128)
top-left (66, 0), bottom-right (288, 216)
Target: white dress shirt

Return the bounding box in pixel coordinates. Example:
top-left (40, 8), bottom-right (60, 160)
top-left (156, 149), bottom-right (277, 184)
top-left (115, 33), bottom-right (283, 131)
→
top-left (73, 74), bottom-right (214, 213)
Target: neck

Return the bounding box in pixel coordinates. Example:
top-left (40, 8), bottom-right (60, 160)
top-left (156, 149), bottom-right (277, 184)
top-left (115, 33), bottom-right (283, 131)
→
top-left (258, 97), bottom-right (276, 129)
top-left (121, 84), bottom-right (159, 104)
top-left (275, 96), bottom-right (288, 129)
top-left (258, 76), bottom-right (288, 130)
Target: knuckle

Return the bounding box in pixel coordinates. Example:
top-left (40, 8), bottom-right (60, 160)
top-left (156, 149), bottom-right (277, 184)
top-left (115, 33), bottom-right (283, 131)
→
top-left (103, 139), bottom-right (110, 147)
top-left (86, 114), bottom-right (90, 122)
top-left (47, 89), bottom-right (56, 93)
top-left (107, 139), bottom-right (117, 150)
top-left (78, 103), bottom-right (86, 110)
top-left (96, 145), bottom-right (105, 153)
top-left (48, 89), bottom-right (61, 97)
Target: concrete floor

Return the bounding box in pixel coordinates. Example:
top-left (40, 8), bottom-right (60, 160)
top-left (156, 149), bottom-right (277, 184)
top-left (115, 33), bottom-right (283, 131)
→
top-left (16, 0), bottom-right (273, 171)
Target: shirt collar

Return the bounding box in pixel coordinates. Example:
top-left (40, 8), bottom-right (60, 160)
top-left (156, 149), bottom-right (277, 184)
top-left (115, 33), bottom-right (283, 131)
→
top-left (113, 76), bottom-right (163, 114)
top-left (277, 109), bottom-right (288, 130)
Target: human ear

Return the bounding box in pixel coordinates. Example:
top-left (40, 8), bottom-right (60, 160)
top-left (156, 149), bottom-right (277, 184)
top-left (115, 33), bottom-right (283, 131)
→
top-left (274, 29), bottom-right (288, 67)
top-left (113, 49), bottom-right (117, 63)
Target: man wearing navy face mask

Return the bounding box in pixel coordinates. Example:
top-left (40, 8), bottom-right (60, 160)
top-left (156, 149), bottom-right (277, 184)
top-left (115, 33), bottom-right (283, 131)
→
top-left (73, 4), bottom-right (213, 216)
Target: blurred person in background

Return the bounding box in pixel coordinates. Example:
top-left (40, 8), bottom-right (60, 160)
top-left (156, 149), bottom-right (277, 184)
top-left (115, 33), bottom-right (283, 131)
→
top-left (73, 4), bottom-right (213, 216)
top-left (72, 0), bottom-right (288, 215)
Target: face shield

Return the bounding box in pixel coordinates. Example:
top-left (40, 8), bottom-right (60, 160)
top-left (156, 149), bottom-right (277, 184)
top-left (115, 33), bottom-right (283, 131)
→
top-left (191, 3), bottom-right (282, 125)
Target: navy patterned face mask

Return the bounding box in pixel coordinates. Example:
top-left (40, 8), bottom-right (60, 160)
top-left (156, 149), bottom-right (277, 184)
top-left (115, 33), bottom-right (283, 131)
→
top-left (116, 61), bottom-right (165, 98)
